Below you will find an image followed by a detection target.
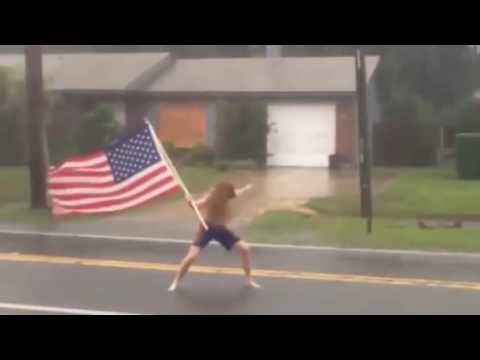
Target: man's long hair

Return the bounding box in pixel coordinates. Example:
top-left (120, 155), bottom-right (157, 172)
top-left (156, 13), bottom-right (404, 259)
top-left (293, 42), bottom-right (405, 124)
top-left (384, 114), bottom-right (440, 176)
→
top-left (206, 183), bottom-right (236, 220)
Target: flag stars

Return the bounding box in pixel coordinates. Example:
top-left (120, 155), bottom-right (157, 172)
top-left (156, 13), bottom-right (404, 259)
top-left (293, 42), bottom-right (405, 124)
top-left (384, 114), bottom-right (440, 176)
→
top-left (107, 129), bottom-right (161, 183)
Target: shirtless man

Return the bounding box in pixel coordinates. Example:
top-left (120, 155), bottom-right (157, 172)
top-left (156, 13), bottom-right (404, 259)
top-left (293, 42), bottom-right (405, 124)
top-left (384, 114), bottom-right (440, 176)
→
top-left (168, 183), bottom-right (261, 292)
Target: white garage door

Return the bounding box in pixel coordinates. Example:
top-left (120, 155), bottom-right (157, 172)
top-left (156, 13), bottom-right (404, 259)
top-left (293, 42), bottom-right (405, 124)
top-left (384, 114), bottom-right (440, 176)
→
top-left (267, 103), bottom-right (336, 167)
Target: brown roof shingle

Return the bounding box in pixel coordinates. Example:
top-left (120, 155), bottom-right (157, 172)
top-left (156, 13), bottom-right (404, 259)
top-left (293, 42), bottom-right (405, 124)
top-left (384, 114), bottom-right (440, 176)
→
top-left (0, 53), bottom-right (173, 91)
top-left (0, 54), bottom-right (381, 96)
top-left (0, 54), bottom-right (66, 81)
top-left (49, 53), bottom-right (172, 91)
top-left (146, 56), bottom-right (380, 95)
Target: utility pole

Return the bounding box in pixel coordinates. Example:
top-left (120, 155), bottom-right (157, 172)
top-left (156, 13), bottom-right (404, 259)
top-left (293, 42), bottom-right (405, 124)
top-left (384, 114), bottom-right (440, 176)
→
top-left (25, 45), bottom-right (49, 209)
top-left (355, 48), bottom-right (373, 233)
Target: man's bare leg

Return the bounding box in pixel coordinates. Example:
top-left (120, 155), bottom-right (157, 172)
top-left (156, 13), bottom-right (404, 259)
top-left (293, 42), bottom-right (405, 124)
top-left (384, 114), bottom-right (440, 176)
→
top-left (168, 245), bottom-right (201, 292)
top-left (235, 241), bottom-right (261, 289)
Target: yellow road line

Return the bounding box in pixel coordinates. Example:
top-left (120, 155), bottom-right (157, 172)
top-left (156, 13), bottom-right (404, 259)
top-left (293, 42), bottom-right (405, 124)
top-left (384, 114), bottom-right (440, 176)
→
top-left (1, 252), bottom-right (480, 292)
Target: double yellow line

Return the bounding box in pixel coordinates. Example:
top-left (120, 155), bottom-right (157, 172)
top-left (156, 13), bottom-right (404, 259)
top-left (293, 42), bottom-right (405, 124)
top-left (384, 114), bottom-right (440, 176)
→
top-left (1, 252), bottom-right (480, 292)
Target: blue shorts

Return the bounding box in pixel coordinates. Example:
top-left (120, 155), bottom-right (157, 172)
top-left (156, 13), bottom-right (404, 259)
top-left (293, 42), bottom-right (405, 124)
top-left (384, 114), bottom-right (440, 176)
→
top-left (194, 224), bottom-right (240, 251)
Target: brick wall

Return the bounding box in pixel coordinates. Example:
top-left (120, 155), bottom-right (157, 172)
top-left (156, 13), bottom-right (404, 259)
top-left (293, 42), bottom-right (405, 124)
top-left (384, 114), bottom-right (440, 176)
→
top-left (336, 99), bottom-right (355, 162)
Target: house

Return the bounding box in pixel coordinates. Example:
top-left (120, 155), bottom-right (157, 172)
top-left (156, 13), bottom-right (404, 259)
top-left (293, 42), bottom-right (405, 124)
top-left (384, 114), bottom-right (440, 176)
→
top-left (0, 53), bottom-right (381, 168)
top-left (146, 56), bottom-right (380, 167)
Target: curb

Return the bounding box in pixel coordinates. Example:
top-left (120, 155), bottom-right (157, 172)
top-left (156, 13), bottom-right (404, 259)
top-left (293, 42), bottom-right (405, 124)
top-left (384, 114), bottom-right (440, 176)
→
top-left (2, 229), bottom-right (480, 259)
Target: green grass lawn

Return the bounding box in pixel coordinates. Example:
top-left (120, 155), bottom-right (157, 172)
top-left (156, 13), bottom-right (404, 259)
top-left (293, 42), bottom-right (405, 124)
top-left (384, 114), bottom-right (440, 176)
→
top-left (4, 164), bottom-right (480, 253)
top-left (308, 166), bottom-right (480, 220)
top-left (245, 165), bottom-right (480, 252)
top-left (0, 166), bottom-right (224, 224)
top-left (247, 211), bottom-right (480, 253)
top-left (0, 167), bottom-right (50, 224)
top-left (0, 167), bottom-right (31, 204)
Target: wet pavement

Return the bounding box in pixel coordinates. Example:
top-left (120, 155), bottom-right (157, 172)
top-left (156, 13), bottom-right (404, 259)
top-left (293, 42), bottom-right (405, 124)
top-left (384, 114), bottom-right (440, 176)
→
top-left (0, 234), bottom-right (480, 315)
top-left (3, 262), bottom-right (480, 315)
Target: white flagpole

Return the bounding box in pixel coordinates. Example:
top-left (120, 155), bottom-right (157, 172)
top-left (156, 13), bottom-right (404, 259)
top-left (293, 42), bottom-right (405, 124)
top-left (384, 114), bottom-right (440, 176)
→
top-left (145, 119), bottom-right (209, 231)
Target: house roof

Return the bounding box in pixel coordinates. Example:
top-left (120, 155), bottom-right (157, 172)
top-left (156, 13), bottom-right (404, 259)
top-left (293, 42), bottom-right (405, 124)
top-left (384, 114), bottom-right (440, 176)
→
top-left (49, 53), bottom-right (172, 91)
top-left (146, 56), bottom-right (380, 96)
top-left (0, 53), bottom-right (380, 96)
top-left (0, 54), bottom-right (66, 81)
top-left (0, 53), bottom-right (173, 91)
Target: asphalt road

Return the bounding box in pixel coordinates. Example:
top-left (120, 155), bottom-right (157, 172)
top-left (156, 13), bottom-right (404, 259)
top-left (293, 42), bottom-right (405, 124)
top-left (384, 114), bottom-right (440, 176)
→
top-left (1, 232), bottom-right (480, 315)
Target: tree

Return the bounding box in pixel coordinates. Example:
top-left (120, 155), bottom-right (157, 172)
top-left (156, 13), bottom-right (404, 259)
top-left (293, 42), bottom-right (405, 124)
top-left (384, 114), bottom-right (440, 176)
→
top-left (351, 45), bottom-right (479, 122)
top-left (0, 67), bottom-right (25, 166)
top-left (75, 105), bottom-right (120, 155)
top-left (429, 45), bottom-right (476, 107)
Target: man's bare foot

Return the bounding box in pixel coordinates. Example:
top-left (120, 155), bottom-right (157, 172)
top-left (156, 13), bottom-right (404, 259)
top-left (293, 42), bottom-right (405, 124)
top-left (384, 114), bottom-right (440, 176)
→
top-left (247, 279), bottom-right (262, 289)
top-left (168, 281), bottom-right (179, 292)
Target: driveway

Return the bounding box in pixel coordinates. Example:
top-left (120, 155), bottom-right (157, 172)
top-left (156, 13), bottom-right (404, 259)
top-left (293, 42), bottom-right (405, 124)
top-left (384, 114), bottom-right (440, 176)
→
top-left (231, 168), bottom-right (391, 224)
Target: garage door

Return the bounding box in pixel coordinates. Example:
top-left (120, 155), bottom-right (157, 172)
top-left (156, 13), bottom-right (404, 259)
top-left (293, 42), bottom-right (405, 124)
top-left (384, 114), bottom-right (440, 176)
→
top-left (267, 103), bottom-right (336, 167)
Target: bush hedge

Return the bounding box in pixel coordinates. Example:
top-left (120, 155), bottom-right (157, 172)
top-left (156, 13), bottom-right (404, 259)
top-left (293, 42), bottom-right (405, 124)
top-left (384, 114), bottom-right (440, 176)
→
top-left (0, 67), bottom-right (25, 166)
top-left (0, 105), bottom-right (25, 166)
top-left (456, 133), bottom-right (480, 180)
top-left (74, 105), bottom-right (120, 155)
top-left (374, 97), bottom-right (439, 167)
top-left (449, 99), bottom-right (480, 134)
top-left (216, 101), bottom-right (269, 165)
top-left (184, 144), bottom-right (215, 166)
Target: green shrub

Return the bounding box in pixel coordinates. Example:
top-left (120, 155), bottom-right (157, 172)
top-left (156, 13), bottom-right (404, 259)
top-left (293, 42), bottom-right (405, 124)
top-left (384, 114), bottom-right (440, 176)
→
top-left (374, 97), bottom-right (439, 167)
top-left (214, 159), bottom-right (261, 172)
top-left (0, 67), bottom-right (25, 166)
top-left (185, 144), bottom-right (215, 166)
top-left (0, 105), bottom-right (24, 166)
top-left (0, 67), bottom-right (10, 105)
top-left (74, 105), bottom-right (120, 155)
top-left (216, 101), bottom-right (269, 165)
top-left (163, 141), bottom-right (190, 161)
top-left (48, 120), bottom-right (78, 165)
top-left (450, 99), bottom-right (480, 134)
top-left (456, 133), bottom-right (480, 179)
top-left (163, 141), bottom-right (177, 157)
top-left (383, 95), bottom-right (419, 122)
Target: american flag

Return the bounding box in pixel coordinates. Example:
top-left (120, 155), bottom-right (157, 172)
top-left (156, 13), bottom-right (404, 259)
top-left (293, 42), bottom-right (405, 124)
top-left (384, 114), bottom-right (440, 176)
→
top-left (48, 125), bottom-right (180, 216)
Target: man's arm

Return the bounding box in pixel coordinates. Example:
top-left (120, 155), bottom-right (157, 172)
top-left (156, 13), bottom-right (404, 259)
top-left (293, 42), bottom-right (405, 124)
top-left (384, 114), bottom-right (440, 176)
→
top-left (235, 184), bottom-right (253, 198)
top-left (186, 188), bottom-right (213, 210)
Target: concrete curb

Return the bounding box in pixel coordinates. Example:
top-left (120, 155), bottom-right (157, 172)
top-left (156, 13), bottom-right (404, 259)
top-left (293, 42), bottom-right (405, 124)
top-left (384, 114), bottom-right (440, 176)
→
top-left (2, 229), bottom-right (480, 259)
